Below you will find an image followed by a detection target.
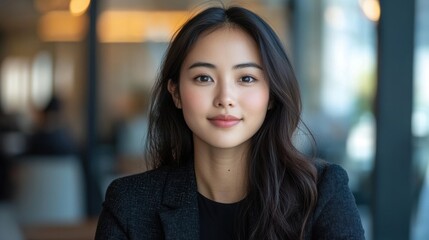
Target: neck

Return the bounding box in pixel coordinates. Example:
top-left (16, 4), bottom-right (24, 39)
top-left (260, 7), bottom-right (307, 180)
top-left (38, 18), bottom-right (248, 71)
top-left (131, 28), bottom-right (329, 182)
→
top-left (194, 137), bottom-right (249, 204)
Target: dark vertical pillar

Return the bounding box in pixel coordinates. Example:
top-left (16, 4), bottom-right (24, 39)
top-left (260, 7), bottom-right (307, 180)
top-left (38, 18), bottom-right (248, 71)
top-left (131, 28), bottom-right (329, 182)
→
top-left (85, 0), bottom-right (101, 216)
top-left (290, 0), bottom-right (322, 111)
top-left (374, 0), bottom-right (415, 239)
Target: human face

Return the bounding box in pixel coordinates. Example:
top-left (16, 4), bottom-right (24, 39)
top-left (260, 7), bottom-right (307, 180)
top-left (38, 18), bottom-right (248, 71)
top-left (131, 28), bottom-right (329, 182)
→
top-left (169, 26), bottom-right (270, 150)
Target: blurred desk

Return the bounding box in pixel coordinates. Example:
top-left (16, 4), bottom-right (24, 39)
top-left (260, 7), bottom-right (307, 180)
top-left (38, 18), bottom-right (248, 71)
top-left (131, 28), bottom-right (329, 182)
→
top-left (12, 155), bottom-right (85, 224)
top-left (0, 202), bottom-right (24, 240)
top-left (22, 218), bottom-right (98, 240)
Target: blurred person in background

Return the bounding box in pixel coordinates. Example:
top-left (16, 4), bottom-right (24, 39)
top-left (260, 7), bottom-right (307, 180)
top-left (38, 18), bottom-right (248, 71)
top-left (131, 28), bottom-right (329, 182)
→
top-left (25, 96), bottom-right (77, 156)
top-left (0, 106), bottom-right (22, 200)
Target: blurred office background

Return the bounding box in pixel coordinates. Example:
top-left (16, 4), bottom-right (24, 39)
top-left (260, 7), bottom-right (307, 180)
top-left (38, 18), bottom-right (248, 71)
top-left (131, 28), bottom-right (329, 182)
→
top-left (0, 0), bottom-right (427, 239)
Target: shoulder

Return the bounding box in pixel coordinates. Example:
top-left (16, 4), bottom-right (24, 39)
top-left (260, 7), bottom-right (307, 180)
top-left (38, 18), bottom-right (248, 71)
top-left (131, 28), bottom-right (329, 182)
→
top-left (96, 163), bottom-right (196, 238)
top-left (105, 167), bottom-right (168, 199)
top-left (312, 158), bottom-right (352, 214)
top-left (107, 167), bottom-right (169, 191)
top-left (309, 159), bottom-right (365, 239)
top-left (96, 167), bottom-right (172, 238)
top-left (313, 159), bottom-right (350, 193)
top-left (102, 163), bottom-right (194, 213)
top-left (102, 167), bottom-right (173, 218)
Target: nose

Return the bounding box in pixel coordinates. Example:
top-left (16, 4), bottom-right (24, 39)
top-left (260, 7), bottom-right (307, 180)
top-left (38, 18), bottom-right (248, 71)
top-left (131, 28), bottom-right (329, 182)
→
top-left (213, 81), bottom-right (235, 108)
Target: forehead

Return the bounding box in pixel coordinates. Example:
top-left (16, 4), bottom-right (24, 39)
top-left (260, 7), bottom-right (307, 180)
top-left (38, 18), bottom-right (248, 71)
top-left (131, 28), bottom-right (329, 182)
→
top-left (182, 26), bottom-right (261, 66)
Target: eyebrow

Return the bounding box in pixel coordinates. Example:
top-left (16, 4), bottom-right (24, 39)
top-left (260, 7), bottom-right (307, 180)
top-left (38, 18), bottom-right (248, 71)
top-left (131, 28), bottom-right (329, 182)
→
top-left (233, 63), bottom-right (263, 70)
top-left (188, 62), bottom-right (263, 70)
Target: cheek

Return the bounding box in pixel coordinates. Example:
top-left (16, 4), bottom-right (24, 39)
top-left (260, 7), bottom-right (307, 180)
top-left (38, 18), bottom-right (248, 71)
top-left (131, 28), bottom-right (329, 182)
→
top-left (242, 89), bottom-right (270, 111)
top-left (180, 87), bottom-right (208, 114)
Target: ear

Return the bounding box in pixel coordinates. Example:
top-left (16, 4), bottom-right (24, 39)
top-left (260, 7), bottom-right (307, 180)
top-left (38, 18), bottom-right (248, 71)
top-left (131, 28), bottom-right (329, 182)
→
top-left (167, 79), bottom-right (182, 109)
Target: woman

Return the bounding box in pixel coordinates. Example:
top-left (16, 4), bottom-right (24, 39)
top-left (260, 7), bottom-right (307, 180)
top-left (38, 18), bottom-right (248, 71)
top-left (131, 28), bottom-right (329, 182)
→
top-left (95, 5), bottom-right (365, 240)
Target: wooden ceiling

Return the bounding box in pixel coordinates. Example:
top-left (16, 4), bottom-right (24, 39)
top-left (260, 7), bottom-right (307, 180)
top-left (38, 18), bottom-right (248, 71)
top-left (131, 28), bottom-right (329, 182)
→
top-left (0, 0), bottom-right (285, 33)
top-left (0, 0), bottom-right (39, 32)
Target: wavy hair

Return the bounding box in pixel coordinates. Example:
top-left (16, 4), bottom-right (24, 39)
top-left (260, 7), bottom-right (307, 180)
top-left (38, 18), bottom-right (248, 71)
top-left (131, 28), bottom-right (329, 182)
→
top-left (146, 5), bottom-right (318, 240)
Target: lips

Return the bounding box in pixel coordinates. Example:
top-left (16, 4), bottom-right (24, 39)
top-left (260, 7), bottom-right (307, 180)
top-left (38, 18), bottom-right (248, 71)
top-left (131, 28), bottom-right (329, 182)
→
top-left (207, 115), bottom-right (241, 128)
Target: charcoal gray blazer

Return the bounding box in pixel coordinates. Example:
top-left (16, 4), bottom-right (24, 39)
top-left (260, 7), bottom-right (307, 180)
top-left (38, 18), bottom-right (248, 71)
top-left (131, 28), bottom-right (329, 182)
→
top-left (95, 160), bottom-right (365, 239)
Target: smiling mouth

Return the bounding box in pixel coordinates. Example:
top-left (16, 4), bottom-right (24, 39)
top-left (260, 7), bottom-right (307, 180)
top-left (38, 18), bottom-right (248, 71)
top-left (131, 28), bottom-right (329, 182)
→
top-left (207, 115), bottom-right (241, 128)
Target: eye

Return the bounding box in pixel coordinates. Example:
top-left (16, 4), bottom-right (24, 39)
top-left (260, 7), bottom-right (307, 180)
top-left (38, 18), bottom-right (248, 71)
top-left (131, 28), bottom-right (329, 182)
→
top-left (240, 75), bottom-right (256, 83)
top-left (194, 75), bottom-right (213, 83)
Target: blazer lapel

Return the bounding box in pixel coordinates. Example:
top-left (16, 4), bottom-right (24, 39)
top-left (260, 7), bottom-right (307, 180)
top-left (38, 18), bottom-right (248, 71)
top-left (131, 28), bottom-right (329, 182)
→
top-left (159, 162), bottom-right (199, 240)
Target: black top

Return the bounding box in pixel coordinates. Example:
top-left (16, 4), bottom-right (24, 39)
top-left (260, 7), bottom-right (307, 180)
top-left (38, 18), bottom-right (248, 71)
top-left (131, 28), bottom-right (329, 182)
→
top-left (198, 193), bottom-right (244, 240)
top-left (95, 159), bottom-right (366, 239)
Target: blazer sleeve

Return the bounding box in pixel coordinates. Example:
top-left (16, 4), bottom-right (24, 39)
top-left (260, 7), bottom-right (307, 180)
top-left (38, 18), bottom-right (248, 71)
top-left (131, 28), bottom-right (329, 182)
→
top-left (95, 179), bottom-right (129, 240)
top-left (311, 164), bottom-right (365, 240)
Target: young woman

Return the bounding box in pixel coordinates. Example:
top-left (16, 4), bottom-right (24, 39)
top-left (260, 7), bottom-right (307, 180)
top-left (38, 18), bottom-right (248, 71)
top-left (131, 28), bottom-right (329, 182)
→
top-left (95, 5), bottom-right (365, 240)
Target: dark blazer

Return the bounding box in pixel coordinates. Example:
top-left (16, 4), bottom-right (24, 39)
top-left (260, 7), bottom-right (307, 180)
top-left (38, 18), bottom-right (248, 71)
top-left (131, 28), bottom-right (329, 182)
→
top-left (95, 160), bottom-right (365, 239)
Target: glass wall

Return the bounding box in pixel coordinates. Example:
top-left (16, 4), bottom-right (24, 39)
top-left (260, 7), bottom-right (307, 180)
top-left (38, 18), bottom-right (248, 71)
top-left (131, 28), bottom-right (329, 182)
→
top-left (295, 0), bottom-right (377, 238)
top-left (412, 0), bottom-right (429, 239)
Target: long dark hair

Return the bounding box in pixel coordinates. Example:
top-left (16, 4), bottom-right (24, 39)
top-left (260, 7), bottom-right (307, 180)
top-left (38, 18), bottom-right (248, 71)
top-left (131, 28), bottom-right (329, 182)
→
top-left (146, 5), bottom-right (318, 240)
